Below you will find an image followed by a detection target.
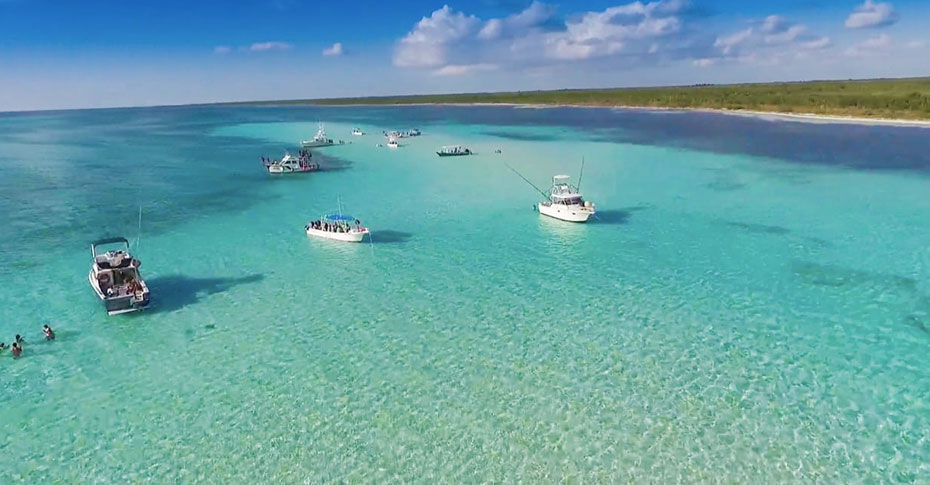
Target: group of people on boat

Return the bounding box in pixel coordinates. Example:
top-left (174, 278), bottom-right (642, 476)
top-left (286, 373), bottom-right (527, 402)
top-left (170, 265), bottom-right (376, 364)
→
top-left (306, 219), bottom-right (362, 233)
top-left (0, 325), bottom-right (55, 359)
top-left (261, 149), bottom-right (314, 168)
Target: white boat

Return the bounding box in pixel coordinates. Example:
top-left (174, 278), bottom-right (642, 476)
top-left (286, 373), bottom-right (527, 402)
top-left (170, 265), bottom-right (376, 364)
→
top-left (387, 137), bottom-right (399, 149)
top-left (352, 128), bottom-right (364, 136)
top-left (88, 237), bottom-right (150, 315)
top-left (383, 128), bottom-right (420, 139)
top-left (305, 214), bottom-right (369, 242)
top-left (263, 150), bottom-right (318, 174)
top-left (301, 123), bottom-right (335, 148)
top-left (536, 175), bottom-right (595, 222)
top-left (437, 145), bottom-right (471, 157)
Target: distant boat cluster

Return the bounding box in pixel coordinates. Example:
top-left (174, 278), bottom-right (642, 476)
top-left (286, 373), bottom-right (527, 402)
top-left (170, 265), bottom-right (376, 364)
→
top-left (90, 121), bottom-right (597, 315)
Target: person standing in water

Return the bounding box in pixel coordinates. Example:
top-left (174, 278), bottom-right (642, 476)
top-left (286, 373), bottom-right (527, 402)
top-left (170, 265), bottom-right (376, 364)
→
top-left (43, 325), bottom-right (55, 341)
top-left (15, 334), bottom-right (25, 345)
top-left (11, 342), bottom-right (22, 358)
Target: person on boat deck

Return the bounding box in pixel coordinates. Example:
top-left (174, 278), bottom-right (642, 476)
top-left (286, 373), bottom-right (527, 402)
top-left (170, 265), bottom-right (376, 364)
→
top-left (43, 324), bottom-right (55, 341)
top-left (11, 342), bottom-right (22, 358)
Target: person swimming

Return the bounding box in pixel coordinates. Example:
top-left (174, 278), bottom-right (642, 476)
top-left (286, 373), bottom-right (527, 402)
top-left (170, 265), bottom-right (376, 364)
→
top-left (15, 334), bottom-right (25, 344)
top-left (0, 342), bottom-right (6, 354)
top-left (43, 325), bottom-right (55, 341)
top-left (11, 342), bottom-right (22, 358)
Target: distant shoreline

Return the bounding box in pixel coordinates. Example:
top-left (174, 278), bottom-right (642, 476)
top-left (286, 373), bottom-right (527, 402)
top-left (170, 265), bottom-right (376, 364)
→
top-left (221, 78), bottom-right (930, 127)
top-left (236, 99), bottom-right (930, 128)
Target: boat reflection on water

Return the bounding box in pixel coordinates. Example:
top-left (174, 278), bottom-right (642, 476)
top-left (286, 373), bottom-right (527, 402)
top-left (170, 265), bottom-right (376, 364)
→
top-left (537, 213), bottom-right (587, 249)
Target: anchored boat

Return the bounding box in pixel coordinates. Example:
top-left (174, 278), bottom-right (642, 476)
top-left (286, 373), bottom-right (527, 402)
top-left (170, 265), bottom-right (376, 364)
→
top-left (506, 159), bottom-right (596, 223)
top-left (437, 145), bottom-right (472, 157)
top-left (536, 175), bottom-right (596, 222)
top-left (262, 150), bottom-right (318, 174)
top-left (305, 214), bottom-right (369, 242)
top-left (88, 237), bottom-right (150, 315)
top-left (301, 123), bottom-right (336, 148)
top-left (352, 128), bottom-right (364, 136)
top-left (386, 137), bottom-right (399, 149)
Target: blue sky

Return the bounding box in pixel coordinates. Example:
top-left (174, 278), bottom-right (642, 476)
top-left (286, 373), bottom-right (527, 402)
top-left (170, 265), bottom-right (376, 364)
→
top-left (0, 0), bottom-right (928, 111)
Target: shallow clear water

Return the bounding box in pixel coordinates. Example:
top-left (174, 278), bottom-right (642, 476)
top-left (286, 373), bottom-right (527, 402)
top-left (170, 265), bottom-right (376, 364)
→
top-left (1, 105), bottom-right (929, 482)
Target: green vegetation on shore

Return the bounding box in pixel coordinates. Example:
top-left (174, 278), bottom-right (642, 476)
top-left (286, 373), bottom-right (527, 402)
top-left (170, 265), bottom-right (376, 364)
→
top-left (230, 77), bottom-right (930, 120)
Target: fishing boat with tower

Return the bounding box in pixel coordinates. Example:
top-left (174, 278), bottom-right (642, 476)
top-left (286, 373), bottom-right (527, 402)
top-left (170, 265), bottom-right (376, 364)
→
top-left (506, 160), bottom-right (596, 223)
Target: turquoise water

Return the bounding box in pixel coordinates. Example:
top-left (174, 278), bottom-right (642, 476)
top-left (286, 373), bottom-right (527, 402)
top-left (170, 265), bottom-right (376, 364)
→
top-left (1, 105), bottom-right (929, 482)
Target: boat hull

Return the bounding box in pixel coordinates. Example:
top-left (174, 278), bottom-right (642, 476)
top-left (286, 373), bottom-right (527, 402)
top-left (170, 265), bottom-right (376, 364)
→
top-left (88, 270), bottom-right (150, 315)
top-left (267, 165), bottom-right (318, 174)
top-left (301, 141), bottom-right (335, 148)
top-left (537, 203), bottom-right (593, 222)
top-left (437, 152), bottom-right (471, 157)
top-left (306, 227), bottom-right (369, 242)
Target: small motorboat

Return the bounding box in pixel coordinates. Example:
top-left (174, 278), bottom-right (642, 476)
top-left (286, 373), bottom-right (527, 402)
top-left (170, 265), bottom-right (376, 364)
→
top-left (301, 123), bottom-right (335, 148)
top-left (437, 145), bottom-right (472, 157)
top-left (305, 214), bottom-right (369, 242)
top-left (263, 150), bottom-right (318, 174)
top-left (88, 237), bottom-right (150, 315)
top-left (387, 137), bottom-right (399, 149)
top-left (352, 128), bottom-right (364, 136)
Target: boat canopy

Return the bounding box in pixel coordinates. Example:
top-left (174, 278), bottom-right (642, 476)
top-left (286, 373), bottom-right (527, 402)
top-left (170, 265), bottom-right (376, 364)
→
top-left (323, 214), bottom-right (356, 222)
top-left (92, 237), bottom-right (130, 247)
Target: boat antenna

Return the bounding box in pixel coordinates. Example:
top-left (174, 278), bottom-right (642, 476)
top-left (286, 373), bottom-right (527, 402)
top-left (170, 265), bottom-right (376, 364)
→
top-left (577, 156), bottom-right (585, 191)
top-left (136, 205), bottom-right (143, 250)
top-left (504, 161), bottom-right (550, 200)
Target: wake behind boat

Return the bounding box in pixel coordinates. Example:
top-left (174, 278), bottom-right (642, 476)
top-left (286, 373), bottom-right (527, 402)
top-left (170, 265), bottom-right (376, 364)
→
top-left (305, 214), bottom-right (369, 242)
top-left (88, 237), bottom-right (150, 315)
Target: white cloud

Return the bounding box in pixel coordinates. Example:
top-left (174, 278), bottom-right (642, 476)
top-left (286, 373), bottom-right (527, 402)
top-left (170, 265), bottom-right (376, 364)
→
top-left (713, 15), bottom-right (829, 61)
top-left (714, 28), bottom-right (753, 55)
top-left (844, 33), bottom-right (892, 56)
top-left (906, 40), bottom-right (926, 49)
top-left (764, 24), bottom-right (806, 44)
top-left (542, 0), bottom-right (684, 60)
top-left (799, 36), bottom-right (831, 50)
top-left (432, 63), bottom-right (498, 76)
top-left (759, 15), bottom-right (788, 34)
top-left (394, 0), bottom-right (690, 70)
top-left (692, 58), bottom-right (715, 67)
top-left (213, 46), bottom-right (232, 55)
top-left (845, 0), bottom-right (898, 29)
top-left (478, 1), bottom-right (557, 40)
top-left (249, 41), bottom-right (292, 52)
top-left (393, 5), bottom-right (481, 67)
top-left (322, 42), bottom-right (344, 56)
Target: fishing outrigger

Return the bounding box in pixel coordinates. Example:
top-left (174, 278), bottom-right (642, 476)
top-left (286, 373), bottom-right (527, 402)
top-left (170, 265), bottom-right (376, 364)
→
top-left (88, 237), bottom-right (150, 315)
top-left (262, 150), bottom-right (319, 174)
top-left (506, 159), bottom-right (596, 223)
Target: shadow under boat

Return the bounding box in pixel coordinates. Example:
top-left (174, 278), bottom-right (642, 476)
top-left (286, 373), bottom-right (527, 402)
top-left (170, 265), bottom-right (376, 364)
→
top-left (142, 274), bottom-right (265, 314)
top-left (371, 230), bottom-right (413, 244)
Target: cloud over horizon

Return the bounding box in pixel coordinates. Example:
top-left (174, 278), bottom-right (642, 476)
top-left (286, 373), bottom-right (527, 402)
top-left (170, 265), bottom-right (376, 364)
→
top-left (323, 42), bottom-right (344, 56)
top-left (845, 0), bottom-right (898, 29)
top-left (393, 0), bottom-right (701, 75)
